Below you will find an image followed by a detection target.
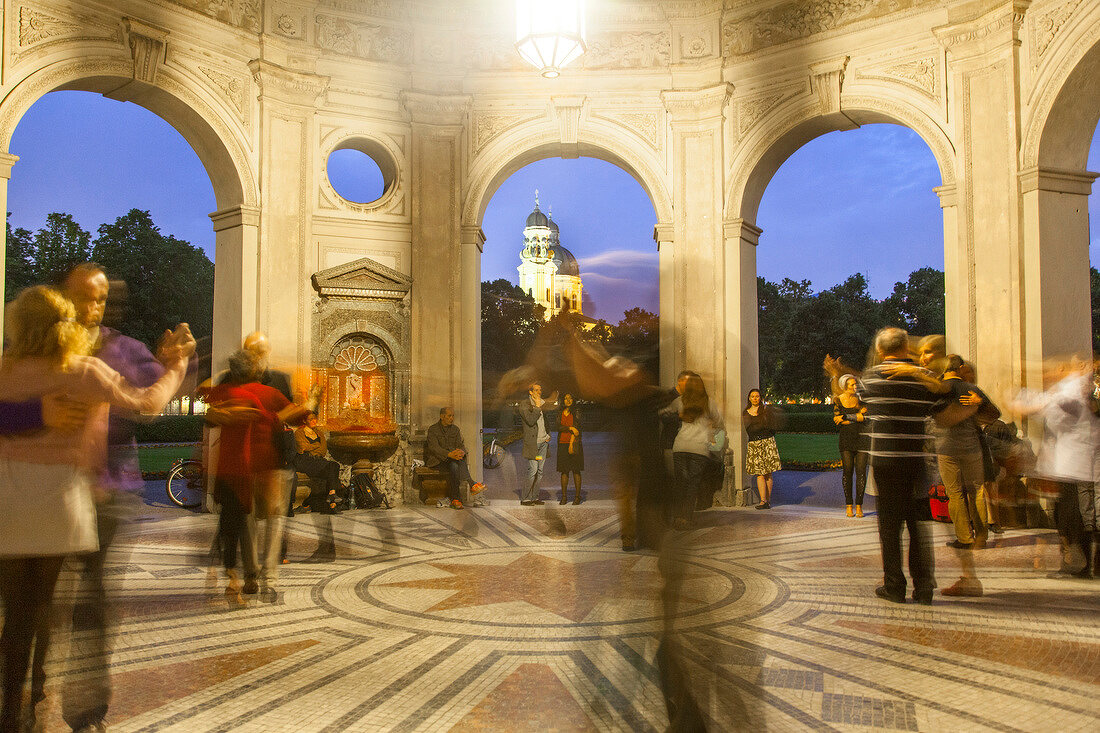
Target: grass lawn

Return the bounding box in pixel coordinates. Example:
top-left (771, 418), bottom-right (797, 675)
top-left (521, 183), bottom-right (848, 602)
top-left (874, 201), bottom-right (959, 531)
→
top-left (137, 444), bottom-right (200, 473)
top-left (775, 433), bottom-right (840, 466)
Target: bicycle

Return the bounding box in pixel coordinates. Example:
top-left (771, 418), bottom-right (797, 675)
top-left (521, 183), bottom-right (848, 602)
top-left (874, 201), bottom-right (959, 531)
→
top-left (165, 458), bottom-right (205, 508)
top-left (483, 430), bottom-right (505, 469)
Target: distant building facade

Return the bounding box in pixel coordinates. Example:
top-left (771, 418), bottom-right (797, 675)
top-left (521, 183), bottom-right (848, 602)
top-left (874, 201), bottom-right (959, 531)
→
top-left (517, 192), bottom-right (584, 321)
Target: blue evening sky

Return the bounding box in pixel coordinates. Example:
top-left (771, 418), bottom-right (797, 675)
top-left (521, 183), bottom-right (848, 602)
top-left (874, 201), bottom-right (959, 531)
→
top-left (7, 91), bottom-right (1100, 323)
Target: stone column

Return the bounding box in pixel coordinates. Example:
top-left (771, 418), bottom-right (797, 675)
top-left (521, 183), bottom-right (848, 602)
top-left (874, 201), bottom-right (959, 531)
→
top-left (401, 92), bottom-right (477, 455)
top-left (660, 84), bottom-right (732, 402)
top-left (248, 59), bottom-right (328, 371)
top-left (654, 222), bottom-right (677, 387)
top-left (934, 2), bottom-right (1028, 401)
top-left (209, 204), bottom-right (261, 370)
top-left (460, 225), bottom-right (485, 484)
top-left (722, 218), bottom-right (762, 505)
top-left (1019, 167), bottom-right (1098, 389)
top-left (0, 152), bottom-right (17, 345)
top-left (935, 184), bottom-right (966, 352)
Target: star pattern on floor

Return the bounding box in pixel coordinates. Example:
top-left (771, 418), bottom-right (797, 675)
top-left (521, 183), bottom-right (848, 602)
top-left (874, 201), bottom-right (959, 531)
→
top-left (376, 551), bottom-right (684, 622)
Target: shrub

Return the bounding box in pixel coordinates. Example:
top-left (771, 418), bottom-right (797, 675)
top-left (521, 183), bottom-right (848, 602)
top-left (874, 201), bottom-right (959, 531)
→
top-left (133, 415), bottom-right (205, 443)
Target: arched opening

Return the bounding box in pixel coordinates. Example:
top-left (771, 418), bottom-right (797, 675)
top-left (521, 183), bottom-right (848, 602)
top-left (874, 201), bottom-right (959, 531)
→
top-left (1, 70), bottom-right (252, 366)
top-left (5, 90), bottom-right (220, 383)
top-left (477, 155), bottom-right (659, 501)
top-left (1025, 36), bottom-right (1100, 374)
top-left (754, 123), bottom-right (946, 401)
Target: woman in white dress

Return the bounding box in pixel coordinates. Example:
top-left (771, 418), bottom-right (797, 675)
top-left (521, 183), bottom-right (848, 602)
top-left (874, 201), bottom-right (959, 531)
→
top-left (0, 286), bottom-right (193, 733)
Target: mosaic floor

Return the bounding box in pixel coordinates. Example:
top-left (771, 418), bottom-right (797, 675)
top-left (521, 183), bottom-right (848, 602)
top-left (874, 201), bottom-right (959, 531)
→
top-left (29, 498), bottom-right (1100, 732)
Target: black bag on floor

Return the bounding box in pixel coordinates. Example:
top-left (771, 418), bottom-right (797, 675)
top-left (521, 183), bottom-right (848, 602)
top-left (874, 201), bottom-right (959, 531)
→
top-left (353, 471), bottom-right (390, 509)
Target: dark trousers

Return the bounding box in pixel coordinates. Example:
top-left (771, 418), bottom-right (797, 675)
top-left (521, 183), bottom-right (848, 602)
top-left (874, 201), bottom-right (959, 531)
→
top-left (841, 450), bottom-right (868, 506)
top-left (438, 457), bottom-right (474, 501)
top-left (215, 481), bottom-right (249, 573)
top-left (0, 556), bottom-right (64, 733)
top-left (873, 465), bottom-right (935, 598)
top-left (295, 454), bottom-right (342, 506)
top-left (672, 453), bottom-right (710, 523)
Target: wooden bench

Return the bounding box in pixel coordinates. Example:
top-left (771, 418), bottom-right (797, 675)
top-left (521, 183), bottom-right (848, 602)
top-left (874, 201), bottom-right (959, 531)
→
top-left (413, 466), bottom-right (452, 504)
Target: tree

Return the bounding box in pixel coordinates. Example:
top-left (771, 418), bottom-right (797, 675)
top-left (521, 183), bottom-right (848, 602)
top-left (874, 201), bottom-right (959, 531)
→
top-left (91, 209), bottom-right (214, 349)
top-left (30, 212), bottom-right (91, 283)
top-left (481, 279), bottom-right (544, 390)
top-left (882, 266), bottom-right (945, 336)
top-left (758, 277), bottom-right (812, 398)
top-left (609, 307), bottom-right (658, 372)
top-left (4, 213), bottom-right (36, 301)
top-left (1091, 267), bottom-right (1100, 355)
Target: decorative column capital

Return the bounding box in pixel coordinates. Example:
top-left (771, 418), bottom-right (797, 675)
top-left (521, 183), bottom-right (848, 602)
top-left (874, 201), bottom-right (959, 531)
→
top-left (661, 83), bottom-right (733, 124)
top-left (0, 152), bottom-right (19, 179)
top-left (124, 18), bottom-right (169, 85)
top-left (248, 59), bottom-right (329, 108)
top-left (401, 91), bottom-right (471, 127)
top-left (1018, 166), bottom-right (1098, 195)
top-left (809, 56), bottom-right (849, 116)
top-left (724, 218), bottom-right (762, 246)
top-left (461, 225), bottom-right (486, 253)
top-left (209, 204), bottom-right (261, 232)
top-left (653, 223), bottom-right (675, 247)
top-left (933, 183), bottom-right (958, 208)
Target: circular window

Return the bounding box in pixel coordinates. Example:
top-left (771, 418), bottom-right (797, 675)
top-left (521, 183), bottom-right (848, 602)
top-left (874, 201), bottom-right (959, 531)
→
top-left (326, 137), bottom-right (396, 205)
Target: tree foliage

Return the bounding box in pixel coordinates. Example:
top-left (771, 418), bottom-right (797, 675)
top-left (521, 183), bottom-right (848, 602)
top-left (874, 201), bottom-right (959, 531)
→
top-left (481, 279), bottom-right (544, 388)
top-left (758, 268), bottom-right (948, 400)
top-left (4, 209), bottom-right (214, 350)
top-left (91, 209), bottom-right (214, 348)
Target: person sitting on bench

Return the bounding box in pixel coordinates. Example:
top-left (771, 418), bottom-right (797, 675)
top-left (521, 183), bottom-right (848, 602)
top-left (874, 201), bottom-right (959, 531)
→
top-left (294, 413), bottom-right (343, 511)
top-left (425, 407), bottom-right (485, 510)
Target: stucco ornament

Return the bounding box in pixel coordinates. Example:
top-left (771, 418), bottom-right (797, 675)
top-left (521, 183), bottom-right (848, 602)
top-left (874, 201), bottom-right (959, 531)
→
top-left (583, 31), bottom-right (671, 69)
top-left (171, 1), bottom-right (261, 33)
top-left (315, 13), bottom-right (412, 63)
top-left (722, 0), bottom-right (930, 56)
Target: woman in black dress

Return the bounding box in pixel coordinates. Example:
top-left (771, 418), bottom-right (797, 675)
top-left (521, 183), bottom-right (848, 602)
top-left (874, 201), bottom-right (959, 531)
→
top-left (557, 393), bottom-right (584, 504)
top-left (833, 374), bottom-right (868, 517)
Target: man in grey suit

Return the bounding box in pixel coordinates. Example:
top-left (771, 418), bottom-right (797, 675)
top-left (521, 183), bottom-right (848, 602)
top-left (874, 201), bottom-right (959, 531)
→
top-left (518, 382), bottom-right (557, 505)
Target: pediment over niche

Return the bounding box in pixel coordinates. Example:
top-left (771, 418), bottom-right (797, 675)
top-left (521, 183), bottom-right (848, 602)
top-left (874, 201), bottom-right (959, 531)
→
top-left (312, 257), bottom-right (412, 299)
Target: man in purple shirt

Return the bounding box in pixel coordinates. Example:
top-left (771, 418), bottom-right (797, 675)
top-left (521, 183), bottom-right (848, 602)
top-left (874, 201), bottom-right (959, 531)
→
top-left (36, 263), bottom-right (175, 732)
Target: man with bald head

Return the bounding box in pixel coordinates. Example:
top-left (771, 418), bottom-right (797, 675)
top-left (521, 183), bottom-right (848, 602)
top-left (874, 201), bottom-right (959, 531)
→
top-left (857, 327), bottom-right (941, 605)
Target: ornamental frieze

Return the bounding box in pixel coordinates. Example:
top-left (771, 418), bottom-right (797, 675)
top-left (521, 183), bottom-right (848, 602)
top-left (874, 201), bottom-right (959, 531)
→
top-left (169, 0), bottom-right (261, 33)
top-left (582, 31), bottom-right (671, 70)
top-left (198, 64), bottom-right (250, 124)
top-left (315, 13), bottom-right (412, 64)
top-left (722, 0), bottom-right (931, 57)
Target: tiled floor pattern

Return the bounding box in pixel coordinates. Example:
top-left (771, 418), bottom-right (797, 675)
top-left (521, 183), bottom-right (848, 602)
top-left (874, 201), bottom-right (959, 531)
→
top-left (29, 503), bottom-right (1100, 732)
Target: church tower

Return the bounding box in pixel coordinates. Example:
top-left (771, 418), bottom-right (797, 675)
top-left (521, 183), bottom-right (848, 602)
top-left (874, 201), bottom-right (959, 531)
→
top-left (517, 191), bottom-right (584, 320)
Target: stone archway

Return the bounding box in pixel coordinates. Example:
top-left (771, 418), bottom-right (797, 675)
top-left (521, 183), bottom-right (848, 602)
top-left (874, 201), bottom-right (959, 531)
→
top-left (1018, 7), bottom-right (1100, 390)
top-left (0, 57), bottom-right (257, 362)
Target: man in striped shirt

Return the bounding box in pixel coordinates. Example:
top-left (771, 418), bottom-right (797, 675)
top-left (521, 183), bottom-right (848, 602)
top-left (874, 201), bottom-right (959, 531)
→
top-left (858, 327), bottom-right (941, 605)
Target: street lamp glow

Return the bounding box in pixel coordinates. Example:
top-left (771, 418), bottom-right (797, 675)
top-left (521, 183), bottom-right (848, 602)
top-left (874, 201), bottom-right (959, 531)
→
top-left (515, 0), bottom-right (587, 78)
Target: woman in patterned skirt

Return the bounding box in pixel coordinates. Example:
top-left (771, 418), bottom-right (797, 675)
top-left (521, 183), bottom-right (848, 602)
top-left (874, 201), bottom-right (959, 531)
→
top-left (744, 389), bottom-right (781, 509)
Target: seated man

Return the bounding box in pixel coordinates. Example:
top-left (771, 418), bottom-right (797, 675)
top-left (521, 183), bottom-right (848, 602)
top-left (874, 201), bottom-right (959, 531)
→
top-left (294, 413), bottom-right (343, 512)
top-left (425, 407), bottom-right (485, 509)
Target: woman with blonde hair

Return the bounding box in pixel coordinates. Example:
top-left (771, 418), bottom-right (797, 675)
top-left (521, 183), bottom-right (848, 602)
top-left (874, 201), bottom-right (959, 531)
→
top-left (0, 286), bottom-right (193, 732)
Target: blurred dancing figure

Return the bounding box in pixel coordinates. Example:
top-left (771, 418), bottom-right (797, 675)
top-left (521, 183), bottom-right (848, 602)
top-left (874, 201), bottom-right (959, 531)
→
top-left (670, 376), bottom-right (724, 530)
top-left (743, 389), bottom-right (781, 509)
top-left (859, 327), bottom-right (939, 605)
top-left (0, 286), bottom-right (192, 733)
top-left (1008, 357), bottom-right (1099, 577)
